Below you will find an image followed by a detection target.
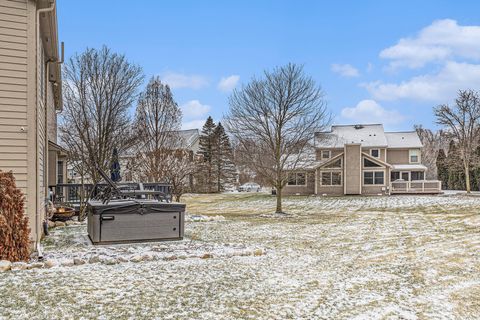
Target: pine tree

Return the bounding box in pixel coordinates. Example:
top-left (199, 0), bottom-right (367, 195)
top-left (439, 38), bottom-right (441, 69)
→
top-left (446, 140), bottom-right (464, 190)
top-left (197, 116), bottom-right (217, 192)
top-left (471, 146), bottom-right (480, 191)
top-left (436, 148), bottom-right (448, 189)
top-left (212, 122), bottom-right (237, 192)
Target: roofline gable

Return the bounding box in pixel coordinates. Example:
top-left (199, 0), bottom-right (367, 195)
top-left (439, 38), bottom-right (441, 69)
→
top-left (314, 152), bottom-right (344, 169)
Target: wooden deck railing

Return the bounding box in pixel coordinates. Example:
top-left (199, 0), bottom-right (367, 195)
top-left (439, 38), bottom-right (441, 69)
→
top-left (49, 182), bottom-right (172, 204)
top-left (390, 180), bottom-right (442, 194)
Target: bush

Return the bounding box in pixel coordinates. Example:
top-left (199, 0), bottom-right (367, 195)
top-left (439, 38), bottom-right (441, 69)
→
top-left (0, 171), bottom-right (30, 261)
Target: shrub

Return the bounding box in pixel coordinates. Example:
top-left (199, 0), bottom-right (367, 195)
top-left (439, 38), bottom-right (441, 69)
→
top-left (0, 171), bottom-right (30, 261)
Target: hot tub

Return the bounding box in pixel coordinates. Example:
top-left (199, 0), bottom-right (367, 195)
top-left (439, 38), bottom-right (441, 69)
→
top-left (87, 199), bottom-right (185, 244)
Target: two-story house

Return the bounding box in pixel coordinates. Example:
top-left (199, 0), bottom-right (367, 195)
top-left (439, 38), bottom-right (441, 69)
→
top-left (0, 0), bottom-right (65, 247)
top-left (283, 124), bottom-right (441, 196)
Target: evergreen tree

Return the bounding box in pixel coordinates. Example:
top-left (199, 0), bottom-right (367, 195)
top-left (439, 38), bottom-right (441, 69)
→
top-left (197, 116), bottom-right (217, 192)
top-left (446, 140), bottom-right (464, 190)
top-left (471, 146), bottom-right (480, 191)
top-left (436, 148), bottom-right (448, 189)
top-left (212, 122), bottom-right (237, 192)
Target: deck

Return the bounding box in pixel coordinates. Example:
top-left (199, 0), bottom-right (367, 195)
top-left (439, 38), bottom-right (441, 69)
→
top-left (390, 180), bottom-right (442, 194)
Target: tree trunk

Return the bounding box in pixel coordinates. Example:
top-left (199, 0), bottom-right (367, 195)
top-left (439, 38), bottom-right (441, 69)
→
top-left (78, 175), bottom-right (87, 222)
top-left (465, 163), bottom-right (471, 193)
top-left (275, 186), bottom-right (282, 213)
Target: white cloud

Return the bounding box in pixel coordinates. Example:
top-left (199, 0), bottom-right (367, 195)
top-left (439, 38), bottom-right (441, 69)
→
top-left (364, 61), bottom-right (480, 102)
top-left (180, 100), bottom-right (211, 118)
top-left (160, 72), bottom-right (209, 89)
top-left (341, 100), bottom-right (404, 125)
top-left (218, 75), bottom-right (240, 92)
top-left (380, 19), bottom-right (480, 69)
top-left (331, 64), bottom-right (360, 77)
top-left (367, 62), bottom-right (373, 73)
top-left (182, 119), bottom-right (206, 130)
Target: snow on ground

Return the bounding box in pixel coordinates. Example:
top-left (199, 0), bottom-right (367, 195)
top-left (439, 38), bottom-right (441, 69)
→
top-left (1, 193), bottom-right (479, 319)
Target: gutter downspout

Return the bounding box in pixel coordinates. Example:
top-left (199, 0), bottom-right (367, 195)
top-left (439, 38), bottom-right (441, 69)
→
top-left (36, 0), bottom-right (55, 257)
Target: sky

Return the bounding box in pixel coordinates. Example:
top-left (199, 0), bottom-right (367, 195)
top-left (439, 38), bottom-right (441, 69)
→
top-left (58, 0), bottom-right (480, 132)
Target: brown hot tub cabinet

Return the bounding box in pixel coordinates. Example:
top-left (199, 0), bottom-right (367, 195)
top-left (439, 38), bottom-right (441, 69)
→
top-left (87, 199), bottom-right (185, 244)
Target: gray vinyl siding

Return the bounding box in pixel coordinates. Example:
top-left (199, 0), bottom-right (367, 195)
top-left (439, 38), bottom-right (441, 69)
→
top-left (0, 0), bottom-right (28, 195)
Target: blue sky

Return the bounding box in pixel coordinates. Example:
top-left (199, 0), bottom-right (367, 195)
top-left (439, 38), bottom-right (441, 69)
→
top-left (58, 0), bottom-right (480, 131)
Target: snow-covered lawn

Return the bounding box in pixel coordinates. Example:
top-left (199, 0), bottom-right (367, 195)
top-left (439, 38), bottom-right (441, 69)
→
top-left (1, 193), bottom-right (480, 319)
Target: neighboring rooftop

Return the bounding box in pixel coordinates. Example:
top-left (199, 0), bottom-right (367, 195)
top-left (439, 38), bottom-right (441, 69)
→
top-left (315, 124), bottom-right (423, 149)
top-left (385, 131), bottom-right (423, 149)
top-left (315, 124), bottom-right (388, 148)
top-left (176, 129), bottom-right (200, 151)
top-left (120, 129), bottom-right (200, 157)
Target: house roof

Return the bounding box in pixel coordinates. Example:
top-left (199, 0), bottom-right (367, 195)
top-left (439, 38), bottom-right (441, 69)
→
top-left (48, 140), bottom-right (68, 156)
top-left (121, 129), bottom-right (200, 158)
top-left (283, 147), bottom-right (321, 170)
top-left (176, 129), bottom-right (200, 151)
top-left (315, 124), bottom-right (423, 149)
top-left (385, 132), bottom-right (423, 148)
top-left (315, 124), bottom-right (388, 148)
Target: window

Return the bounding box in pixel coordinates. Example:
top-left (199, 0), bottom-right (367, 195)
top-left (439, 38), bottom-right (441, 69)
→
top-left (370, 149), bottom-right (380, 158)
top-left (411, 171), bottom-right (424, 181)
top-left (57, 161), bottom-right (64, 184)
top-left (364, 171), bottom-right (384, 185)
top-left (375, 172), bottom-right (385, 184)
top-left (325, 158), bottom-right (342, 168)
top-left (321, 171), bottom-right (342, 186)
top-left (391, 171), bottom-right (400, 181)
top-left (287, 172), bottom-right (306, 186)
top-left (409, 149), bottom-right (420, 163)
top-left (363, 158), bottom-right (381, 168)
top-left (320, 150), bottom-right (331, 160)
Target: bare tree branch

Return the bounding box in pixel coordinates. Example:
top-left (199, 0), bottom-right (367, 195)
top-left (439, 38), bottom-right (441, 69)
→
top-left (434, 89), bottom-right (480, 193)
top-left (225, 63), bottom-right (330, 213)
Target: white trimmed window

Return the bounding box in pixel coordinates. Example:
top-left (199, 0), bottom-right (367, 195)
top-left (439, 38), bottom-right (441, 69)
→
top-left (409, 149), bottom-right (420, 163)
top-left (370, 149), bottom-right (380, 158)
top-left (287, 172), bottom-right (306, 186)
top-left (320, 171), bottom-right (342, 186)
top-left (363, 171), bottom-right (384, 185)
top-left (320, 150), bottom-right (331, 160)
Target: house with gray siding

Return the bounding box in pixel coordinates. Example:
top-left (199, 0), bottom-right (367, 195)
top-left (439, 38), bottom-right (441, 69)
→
top-left (283, 124), bottom-right (441, 196)
top-left (0, 0), bottom-right (65, 247)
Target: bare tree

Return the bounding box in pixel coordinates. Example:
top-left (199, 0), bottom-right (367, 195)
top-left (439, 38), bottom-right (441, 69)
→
top-left (60, 46), bottom-right (143, 184)
top-left (59, 132), bottom-right (90, 220)
top-left (434, 90), bottom-right (480, 193)
top-left (161, 150), bottom-right (198, 202)
top-left (226, 63), bottom-right (329, 213)
top-left (414, 125), bottom-right (449, 179)
top-left (130, 77), bottom-right (182, 182)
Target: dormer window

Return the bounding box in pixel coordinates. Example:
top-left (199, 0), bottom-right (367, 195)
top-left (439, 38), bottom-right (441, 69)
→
top-left (370, 149), bottom-right (380, 158)
top-left (321, 150), bottom-right (331, 160)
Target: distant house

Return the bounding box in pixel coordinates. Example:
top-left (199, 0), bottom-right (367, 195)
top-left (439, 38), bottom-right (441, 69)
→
top-left (283, 124), bottom-right (442, 196)
top-left (0, 0), bottom-right (65, 245)
top-left (121, 129), bottom-right (200, 182)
